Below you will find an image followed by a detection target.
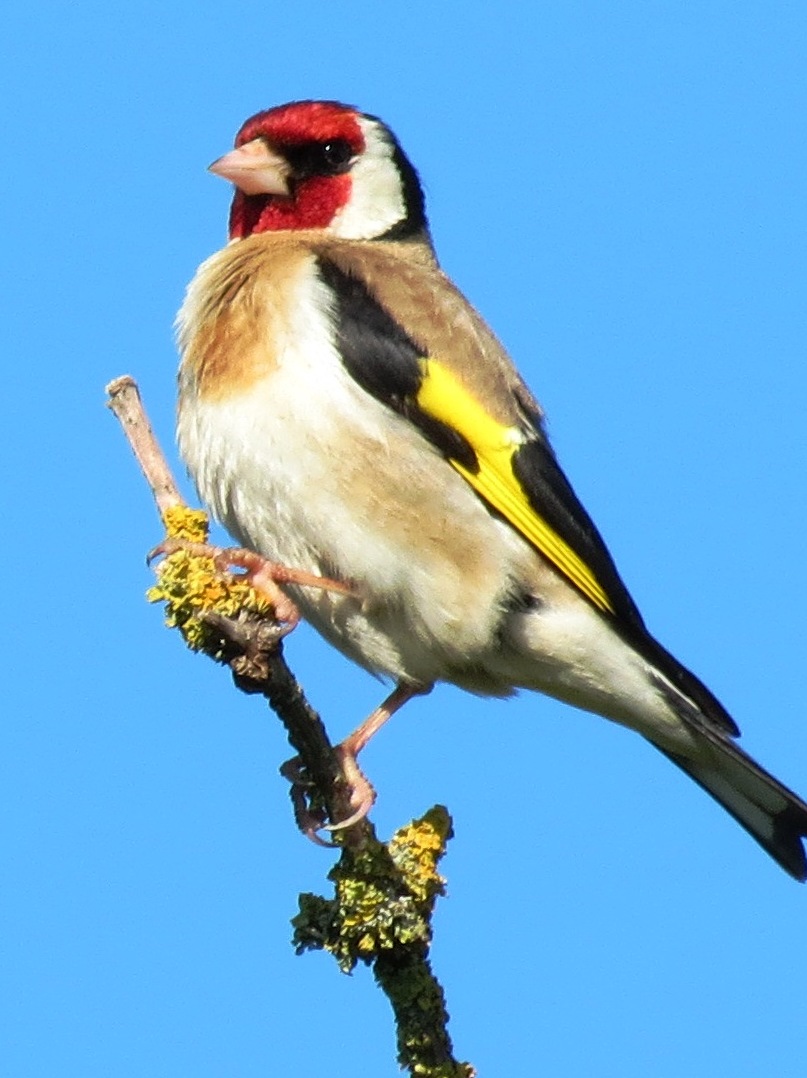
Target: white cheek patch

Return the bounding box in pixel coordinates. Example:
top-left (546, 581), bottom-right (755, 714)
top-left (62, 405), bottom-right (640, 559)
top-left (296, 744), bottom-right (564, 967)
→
top-left (329, 116), bottom-right (407, 239)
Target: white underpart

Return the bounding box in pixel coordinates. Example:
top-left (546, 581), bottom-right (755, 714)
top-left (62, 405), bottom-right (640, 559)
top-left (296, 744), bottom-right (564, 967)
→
top-left (179, 260), bottom-right (522, 685)
top-left (178, 254), bottom-right (708, 754)
top-left (329, 116), bottom-right (408, 239)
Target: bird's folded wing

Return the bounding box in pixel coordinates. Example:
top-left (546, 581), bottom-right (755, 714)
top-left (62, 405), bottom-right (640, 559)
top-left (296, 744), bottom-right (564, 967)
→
top-left (318, 248), bottom-right (645, 631)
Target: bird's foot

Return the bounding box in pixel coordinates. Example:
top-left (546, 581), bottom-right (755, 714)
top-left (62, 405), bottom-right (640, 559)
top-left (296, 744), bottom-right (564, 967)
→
top-left (280, 751), bottom-right (377, 845)
top-left (279, 757), bottom-right (337, 847)
top-left (148, 538), bottom-right (352, 632)
top-left (326, 746), bottom-right (378, 832)
top-left (281, 683), bottom-right (431, 843)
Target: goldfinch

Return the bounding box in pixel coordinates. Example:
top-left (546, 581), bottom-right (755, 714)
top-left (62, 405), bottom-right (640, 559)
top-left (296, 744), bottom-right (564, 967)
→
top-left (176, 99), bottom-right (807, 877)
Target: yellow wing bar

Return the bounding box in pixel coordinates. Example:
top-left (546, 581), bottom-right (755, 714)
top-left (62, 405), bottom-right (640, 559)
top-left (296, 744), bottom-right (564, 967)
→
top-left (416, 359), bottom-right (614, 614)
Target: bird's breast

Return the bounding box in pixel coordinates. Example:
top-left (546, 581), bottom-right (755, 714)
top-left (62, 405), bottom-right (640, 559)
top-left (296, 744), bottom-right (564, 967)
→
top-left (175, 237), bottom-right (536, 684)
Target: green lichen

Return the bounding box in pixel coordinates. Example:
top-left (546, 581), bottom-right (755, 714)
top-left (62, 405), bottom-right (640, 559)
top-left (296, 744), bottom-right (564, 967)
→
top-left (293, 807), bottom-right (451, 971)
top-left (292, 808), bottom-right (473, 1077)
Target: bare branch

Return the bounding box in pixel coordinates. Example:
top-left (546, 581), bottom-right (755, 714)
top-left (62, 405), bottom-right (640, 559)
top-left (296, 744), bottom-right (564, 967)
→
top-left (106, 375), bottom-right (183, 518)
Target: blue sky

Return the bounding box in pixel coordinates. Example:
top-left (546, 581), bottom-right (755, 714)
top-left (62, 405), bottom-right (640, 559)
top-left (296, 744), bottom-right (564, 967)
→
top-left (2, 3), bottom-right (807, 1075)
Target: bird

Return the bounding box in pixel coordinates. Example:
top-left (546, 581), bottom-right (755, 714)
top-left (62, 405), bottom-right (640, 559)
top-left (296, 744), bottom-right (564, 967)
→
top-left (176, 99), bottom-right (807, 877)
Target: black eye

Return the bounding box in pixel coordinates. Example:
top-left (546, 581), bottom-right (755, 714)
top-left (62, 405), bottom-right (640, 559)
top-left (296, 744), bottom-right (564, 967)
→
top-left (286, 139), bottom-right (355, 178)
top-left (321, 140), bottom-right (353, 170)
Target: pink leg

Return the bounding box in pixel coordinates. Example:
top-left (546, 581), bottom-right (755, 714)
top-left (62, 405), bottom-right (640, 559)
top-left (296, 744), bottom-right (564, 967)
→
top-left (326, 682), bottom-right (431, 832)
top-left (281, 683), bottom-right (430, 840)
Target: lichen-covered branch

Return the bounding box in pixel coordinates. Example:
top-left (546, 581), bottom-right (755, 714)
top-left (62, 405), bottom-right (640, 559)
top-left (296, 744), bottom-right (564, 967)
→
top-left (294, 806), bottom-right (472, 1077)
top-left (105, 374), bottom-right (475, 1078)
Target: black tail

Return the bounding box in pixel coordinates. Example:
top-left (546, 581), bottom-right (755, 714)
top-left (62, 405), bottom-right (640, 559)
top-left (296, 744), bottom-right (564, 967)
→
top-left (655, 730), bottom-right (807, 880)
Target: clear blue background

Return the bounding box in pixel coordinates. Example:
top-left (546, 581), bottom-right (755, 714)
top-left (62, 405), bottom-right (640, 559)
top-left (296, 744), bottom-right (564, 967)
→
top-left (2, 3), bottom-right (806, 1075)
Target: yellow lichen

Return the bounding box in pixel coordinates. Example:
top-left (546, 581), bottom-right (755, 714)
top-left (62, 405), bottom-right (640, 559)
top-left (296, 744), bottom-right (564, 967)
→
top-left (389, 807), bottom-right (452, 904)
top-left (146, 508), bottom-right (273, 655)
top-left (161, 504), bottom-right (210, 543)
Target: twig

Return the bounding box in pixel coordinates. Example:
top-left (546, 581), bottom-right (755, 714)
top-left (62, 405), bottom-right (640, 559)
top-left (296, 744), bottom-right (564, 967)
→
top-left (106, 376), bottom-right (182, 518)
top-left (105, 374), bottom-right (474, 1078)
top-left (105, 374), bottom-right (358, 834)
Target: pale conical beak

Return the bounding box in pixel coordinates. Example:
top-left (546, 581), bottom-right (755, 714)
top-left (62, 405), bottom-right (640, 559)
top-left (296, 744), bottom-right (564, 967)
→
top-left (208, 137), bottom-right (291, 196)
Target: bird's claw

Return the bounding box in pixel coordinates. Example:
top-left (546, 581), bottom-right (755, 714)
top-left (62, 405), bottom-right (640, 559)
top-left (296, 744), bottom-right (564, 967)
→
top-left (323, 746), bottom-right (377, 831)
top-left (280, 748), bottom-right (376, 843)
top-left (280, 757), bottom-right (336, 846)
top-left (148, 538), bottom-right (354, 630)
